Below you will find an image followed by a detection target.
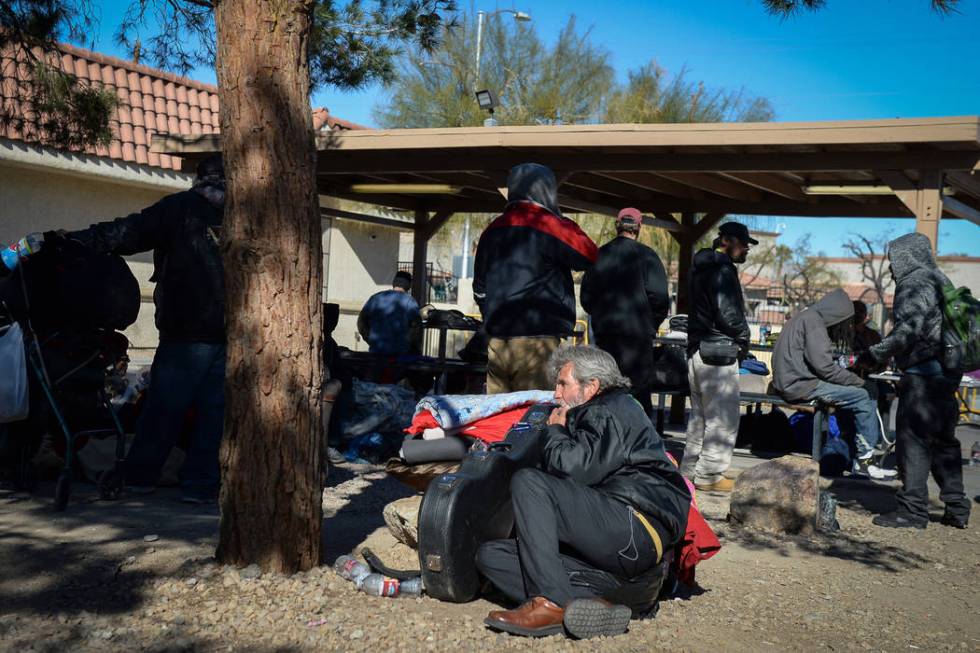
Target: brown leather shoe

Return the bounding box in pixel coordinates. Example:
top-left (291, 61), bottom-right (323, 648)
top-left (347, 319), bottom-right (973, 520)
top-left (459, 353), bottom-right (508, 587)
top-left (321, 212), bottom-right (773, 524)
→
top-left (485, 596), bottom-right (565, 637)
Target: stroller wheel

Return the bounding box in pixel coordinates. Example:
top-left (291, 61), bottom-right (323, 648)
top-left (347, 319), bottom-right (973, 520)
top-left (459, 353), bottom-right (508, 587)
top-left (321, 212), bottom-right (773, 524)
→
top-left (97, 468), bottom-right (124, 500)
top-left (54, 473), bottom-right (71, 511)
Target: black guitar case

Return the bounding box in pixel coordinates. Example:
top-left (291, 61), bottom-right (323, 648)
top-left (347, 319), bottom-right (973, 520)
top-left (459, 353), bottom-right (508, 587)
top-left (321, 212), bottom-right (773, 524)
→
top-left (417, 402), bottom-right (553, 603)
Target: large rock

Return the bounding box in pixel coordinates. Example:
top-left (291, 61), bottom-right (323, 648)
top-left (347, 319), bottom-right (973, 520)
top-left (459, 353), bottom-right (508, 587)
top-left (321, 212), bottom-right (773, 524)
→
top-left (728, 456), bottom-right (819, 535)
top-left (383, 495), bottom-right (422, 548)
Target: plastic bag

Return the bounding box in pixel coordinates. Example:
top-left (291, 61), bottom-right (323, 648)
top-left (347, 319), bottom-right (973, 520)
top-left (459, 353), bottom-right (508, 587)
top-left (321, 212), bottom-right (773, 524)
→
top-left (0, 323), bottom-right (29, 423)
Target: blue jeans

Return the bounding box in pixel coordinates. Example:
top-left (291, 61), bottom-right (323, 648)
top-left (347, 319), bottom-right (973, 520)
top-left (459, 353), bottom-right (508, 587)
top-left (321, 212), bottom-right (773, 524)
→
top-left (124, 341), bottom-right (225, 499)
top-left (807, 381), bottom-right (881, 458)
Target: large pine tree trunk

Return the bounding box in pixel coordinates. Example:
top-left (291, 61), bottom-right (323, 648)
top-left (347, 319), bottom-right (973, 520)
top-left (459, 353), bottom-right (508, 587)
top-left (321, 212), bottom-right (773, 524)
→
top-left (213, 0), bottom-right (323, 572)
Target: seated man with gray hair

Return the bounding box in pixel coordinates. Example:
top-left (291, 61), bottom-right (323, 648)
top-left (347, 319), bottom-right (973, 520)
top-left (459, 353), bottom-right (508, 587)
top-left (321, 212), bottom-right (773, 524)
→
top-left (476, 345), bottom-right (691, 639)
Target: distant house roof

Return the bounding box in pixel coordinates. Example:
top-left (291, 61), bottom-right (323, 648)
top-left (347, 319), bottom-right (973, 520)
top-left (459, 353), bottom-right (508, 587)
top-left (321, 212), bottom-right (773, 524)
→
top-left (0, 41), bottom-right (363, 172)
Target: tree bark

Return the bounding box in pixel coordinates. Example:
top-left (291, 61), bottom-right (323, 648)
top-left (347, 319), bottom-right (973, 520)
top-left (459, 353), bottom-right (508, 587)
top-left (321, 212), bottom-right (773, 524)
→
top-left (213, 0), bottom-right (323, 572)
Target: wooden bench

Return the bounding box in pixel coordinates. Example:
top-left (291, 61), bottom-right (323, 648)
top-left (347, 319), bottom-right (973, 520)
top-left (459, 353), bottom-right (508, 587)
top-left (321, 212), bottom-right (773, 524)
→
top-left (653, 389), bottom-right (832, 461)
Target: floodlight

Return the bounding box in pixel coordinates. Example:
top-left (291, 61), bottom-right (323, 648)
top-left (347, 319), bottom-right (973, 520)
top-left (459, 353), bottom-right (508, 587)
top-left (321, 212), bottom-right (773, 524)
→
top-left (475, 89), bottom-right (498, 111)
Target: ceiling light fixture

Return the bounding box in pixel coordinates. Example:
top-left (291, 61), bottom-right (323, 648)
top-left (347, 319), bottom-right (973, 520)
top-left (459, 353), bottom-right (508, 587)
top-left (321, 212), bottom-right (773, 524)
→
top-left (349, 184), bottom-right (461, 195)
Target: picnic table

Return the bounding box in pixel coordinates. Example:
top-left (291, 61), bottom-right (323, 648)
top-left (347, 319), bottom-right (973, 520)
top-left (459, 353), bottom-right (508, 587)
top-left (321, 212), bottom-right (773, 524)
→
top-left (338, 350), bottom-right (486, 394)
top-left (652, 386), bottom-right (831, 461)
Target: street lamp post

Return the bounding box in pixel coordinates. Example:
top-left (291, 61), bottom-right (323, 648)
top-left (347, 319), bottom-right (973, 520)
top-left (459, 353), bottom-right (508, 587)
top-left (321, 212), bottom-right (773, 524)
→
top-left (475, 9), bottom-right (531, 84)
top-left (464, 8), bottom-right (529, 281)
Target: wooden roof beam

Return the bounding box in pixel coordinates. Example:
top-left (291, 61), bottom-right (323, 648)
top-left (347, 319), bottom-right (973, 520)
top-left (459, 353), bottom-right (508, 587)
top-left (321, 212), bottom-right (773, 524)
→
top-left (947, 171), bottom-right (980, 200)
top-left (319, 205), bottom-right (413, 231)
top-left (595, 172), bottom-right (701, 199)
top-left (718, 172), bottom-right (809, 202)
top-left (314, 149), bottom-right (980, 174)
top-left (421, 210), bottom-right (455, 240)
top-left (943, 196), bottom-right (980, 226)
top-left (655, 172), bottom-right (762, 201)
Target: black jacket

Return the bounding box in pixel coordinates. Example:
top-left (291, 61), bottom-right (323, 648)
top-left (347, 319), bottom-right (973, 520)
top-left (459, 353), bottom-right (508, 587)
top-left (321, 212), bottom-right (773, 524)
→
top-left (542, 388), bottom-right (691, 545)
top-left (65, 188), bottom-right (225, 343)
top-left (686, 248), bottom-right (750, 357)
top-left (581, 236), bottom-right (669, 337)
top-left (473, 201), bottom-right (597, 337)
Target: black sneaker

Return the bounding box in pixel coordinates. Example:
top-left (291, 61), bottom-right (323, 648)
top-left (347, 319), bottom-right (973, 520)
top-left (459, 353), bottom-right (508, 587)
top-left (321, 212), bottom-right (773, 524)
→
top-left (940, 513), bottom-right (968, 529)
top-left (873, 511), bottom-right (927, 529)
top-left (563, 599), bottom-right (631, 639)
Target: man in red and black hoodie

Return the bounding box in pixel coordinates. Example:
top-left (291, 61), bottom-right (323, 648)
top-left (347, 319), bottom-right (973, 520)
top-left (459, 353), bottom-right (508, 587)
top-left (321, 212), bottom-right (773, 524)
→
top-left (473, 163), bottom-right (598, 393)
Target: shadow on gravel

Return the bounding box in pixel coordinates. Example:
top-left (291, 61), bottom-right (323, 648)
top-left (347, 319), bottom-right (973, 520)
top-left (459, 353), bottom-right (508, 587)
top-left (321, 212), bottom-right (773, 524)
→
top-left (0, 484), bottom-right (218, 617)
top-left (720, 475), bottom-right (931, 573)
top-left (320, 463), bottom-right (415, 565)
top-left (724, 525), bottom-right (929, 573)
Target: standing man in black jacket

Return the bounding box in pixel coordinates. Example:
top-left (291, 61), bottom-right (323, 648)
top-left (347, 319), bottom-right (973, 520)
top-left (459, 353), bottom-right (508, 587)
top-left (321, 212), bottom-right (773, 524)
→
top-left (50, 156), bottom-right (226, 503)
top-left (680, 222), bottom-right (754, 493)
top-left (582, 207), bottom-right (669, 417)
top-left (473, 163), bottom-right (598, 393)
top-left (477, 345), bottom-right (690, 639)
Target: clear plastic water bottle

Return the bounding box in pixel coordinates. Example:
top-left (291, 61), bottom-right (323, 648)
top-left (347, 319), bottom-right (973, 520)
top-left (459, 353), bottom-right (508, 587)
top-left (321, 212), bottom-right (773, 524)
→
top-left (333, 555), bottom-right (370, 584)
top-left (1, 233), bottom-right (43, 271)
top-left (357, 574), bottom-right (424, 597)
top-left (398, 577), bottom-right (424, 596)
top-left (357, 573), bottom-right (402, 597)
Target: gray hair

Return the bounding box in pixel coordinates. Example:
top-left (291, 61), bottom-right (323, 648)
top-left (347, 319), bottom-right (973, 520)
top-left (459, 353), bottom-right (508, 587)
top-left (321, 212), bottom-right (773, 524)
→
top-left (549, 345), bottom-right (631, 391)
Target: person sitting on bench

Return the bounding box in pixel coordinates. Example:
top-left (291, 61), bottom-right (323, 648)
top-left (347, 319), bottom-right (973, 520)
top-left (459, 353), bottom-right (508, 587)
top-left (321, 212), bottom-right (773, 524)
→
top-left (476, 345), bottom-right (690, 639)
top-left (772, 288), bottom-right (896, 480)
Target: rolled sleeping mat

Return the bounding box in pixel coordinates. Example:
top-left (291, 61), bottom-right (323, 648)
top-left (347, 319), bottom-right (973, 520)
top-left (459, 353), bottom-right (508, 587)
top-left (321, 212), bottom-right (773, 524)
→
top-left (401, 436), bottom-right (468, 464)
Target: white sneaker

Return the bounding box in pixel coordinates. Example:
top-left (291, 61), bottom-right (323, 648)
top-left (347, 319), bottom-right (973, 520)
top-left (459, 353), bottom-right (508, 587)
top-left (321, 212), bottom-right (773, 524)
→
top-left (852, 457), bottom-right (897, 480)
top-left (867, 464), bottom-right (898, 480)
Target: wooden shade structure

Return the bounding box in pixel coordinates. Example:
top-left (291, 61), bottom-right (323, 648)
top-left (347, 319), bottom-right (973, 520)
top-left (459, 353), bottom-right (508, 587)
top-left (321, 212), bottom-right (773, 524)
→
top-left (155, 116), bottom-right (980, 305)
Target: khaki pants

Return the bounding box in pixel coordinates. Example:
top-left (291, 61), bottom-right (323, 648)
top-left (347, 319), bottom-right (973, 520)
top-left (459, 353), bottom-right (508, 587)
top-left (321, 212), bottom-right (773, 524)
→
top-left (681, 350), bottom-right (740, 485)
top-left (487, 336), bottom-right (561, 394)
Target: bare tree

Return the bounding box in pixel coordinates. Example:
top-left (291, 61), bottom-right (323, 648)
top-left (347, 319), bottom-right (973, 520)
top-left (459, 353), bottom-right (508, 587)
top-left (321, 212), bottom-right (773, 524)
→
top-left (842, 232), bottom-right (892, 325)
top-left (781, 235), bottom-right (841, 313)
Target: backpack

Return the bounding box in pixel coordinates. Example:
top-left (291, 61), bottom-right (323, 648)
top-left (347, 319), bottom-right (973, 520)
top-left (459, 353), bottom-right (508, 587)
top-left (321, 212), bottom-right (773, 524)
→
top-left (940, 283), bottom-right (980, 373)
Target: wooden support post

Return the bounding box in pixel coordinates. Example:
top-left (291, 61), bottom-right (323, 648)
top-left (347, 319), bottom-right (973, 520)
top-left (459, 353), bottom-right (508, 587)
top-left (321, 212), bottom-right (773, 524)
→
top-left (412, 208), bottom-right (429, 304)
top-left (884, 170), bottom-right (943, 252)
top-left (668, 213), bottom-right (700, 425)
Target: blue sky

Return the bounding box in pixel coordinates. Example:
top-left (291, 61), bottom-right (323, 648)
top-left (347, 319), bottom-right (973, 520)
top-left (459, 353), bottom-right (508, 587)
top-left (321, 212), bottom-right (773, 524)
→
top-left (85, 0), bottom-right (980, 256)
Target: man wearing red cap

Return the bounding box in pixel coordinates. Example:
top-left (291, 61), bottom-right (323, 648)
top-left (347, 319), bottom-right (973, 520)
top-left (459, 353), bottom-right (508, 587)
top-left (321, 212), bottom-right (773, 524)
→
top-left (581, 208), bottom-right (669, 417)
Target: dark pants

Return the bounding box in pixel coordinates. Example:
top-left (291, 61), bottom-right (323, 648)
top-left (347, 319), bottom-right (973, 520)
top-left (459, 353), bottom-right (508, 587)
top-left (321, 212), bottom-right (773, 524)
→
top-left (475, 468), bottom-right (662, 607)
top-left (895, 371), bottom-right (970, 522)
top-left (124, 341), bottom-right (226, 499)
top-left (593, 334), bottom-right (654, 418)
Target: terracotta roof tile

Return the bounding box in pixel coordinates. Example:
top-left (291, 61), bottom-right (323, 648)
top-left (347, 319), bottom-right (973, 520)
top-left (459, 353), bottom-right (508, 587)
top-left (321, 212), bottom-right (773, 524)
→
top-left (2, 41), bottom-right (363, 172)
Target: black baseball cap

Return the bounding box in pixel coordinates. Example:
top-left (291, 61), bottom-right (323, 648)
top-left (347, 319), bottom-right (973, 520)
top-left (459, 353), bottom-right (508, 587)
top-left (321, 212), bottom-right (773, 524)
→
top-left (718, 221), bottom-right (759, 245)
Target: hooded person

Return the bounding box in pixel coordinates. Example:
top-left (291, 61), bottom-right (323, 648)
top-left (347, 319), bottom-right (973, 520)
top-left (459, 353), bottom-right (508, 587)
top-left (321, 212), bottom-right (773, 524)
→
top-left (473, 163), bottom-right (598, 393)
top-left (860, 233), bottom-right (971, 529)
top-left (772, 288), bottom-right (895, 479)
top-left (11, 154), bottom-right (227, 503)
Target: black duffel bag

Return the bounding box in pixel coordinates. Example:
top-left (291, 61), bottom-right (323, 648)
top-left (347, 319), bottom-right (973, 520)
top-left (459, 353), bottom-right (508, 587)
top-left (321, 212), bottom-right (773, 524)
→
top-left (650, 343), bottom-right (689, 392)
top-left (0, 235), bottom-right (140, 333)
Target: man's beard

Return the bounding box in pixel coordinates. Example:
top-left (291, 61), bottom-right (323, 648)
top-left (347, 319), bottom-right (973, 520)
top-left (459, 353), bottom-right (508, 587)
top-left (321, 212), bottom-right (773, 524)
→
top-left (562, 389), bottom-right (588, 408)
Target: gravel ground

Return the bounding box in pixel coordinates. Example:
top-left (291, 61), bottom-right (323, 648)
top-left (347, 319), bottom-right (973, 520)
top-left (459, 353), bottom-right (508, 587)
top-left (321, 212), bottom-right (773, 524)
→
top-left (1, 455), bottom-right (978, 652)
